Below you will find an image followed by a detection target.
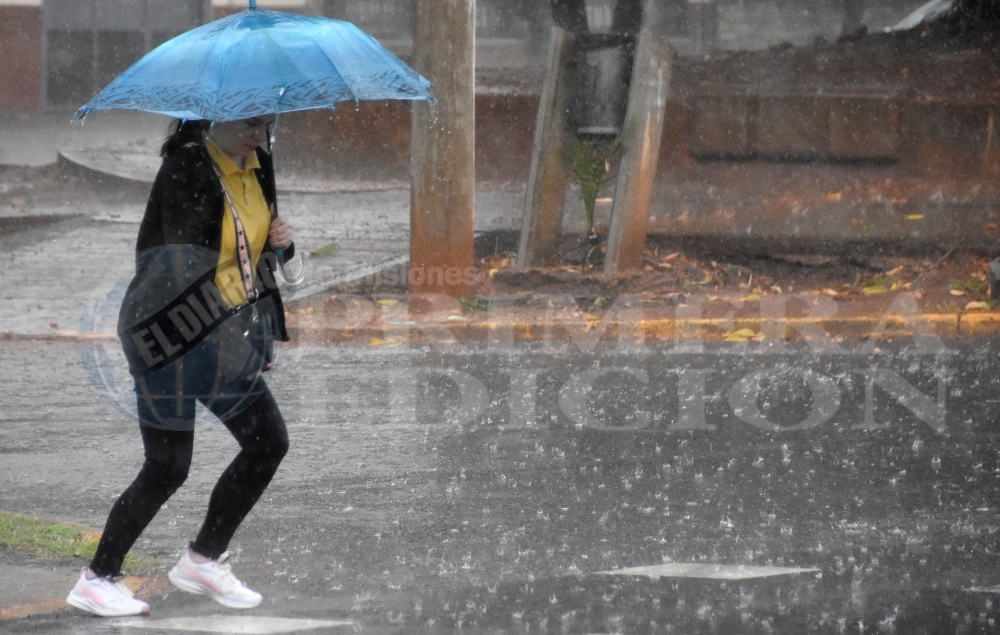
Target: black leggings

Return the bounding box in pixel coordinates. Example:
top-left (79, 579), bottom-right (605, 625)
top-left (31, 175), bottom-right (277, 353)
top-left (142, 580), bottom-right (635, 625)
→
top-left (89, 389), bottom-right (289, 577)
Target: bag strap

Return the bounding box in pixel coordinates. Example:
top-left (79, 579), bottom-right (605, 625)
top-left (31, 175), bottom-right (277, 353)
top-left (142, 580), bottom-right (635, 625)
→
top-left (211, 164), bottom-right (259, 305)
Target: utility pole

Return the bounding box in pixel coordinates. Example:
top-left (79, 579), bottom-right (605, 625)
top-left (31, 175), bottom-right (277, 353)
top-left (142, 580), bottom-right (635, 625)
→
top-left (409, 0), bottom-right (476, 297)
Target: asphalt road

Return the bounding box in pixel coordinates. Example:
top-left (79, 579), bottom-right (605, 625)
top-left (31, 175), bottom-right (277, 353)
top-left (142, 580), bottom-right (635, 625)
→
top-left (3, 333), bottom-right (1000, 634)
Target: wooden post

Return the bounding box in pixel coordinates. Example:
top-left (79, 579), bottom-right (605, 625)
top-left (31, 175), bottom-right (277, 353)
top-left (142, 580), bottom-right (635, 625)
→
top-left (515, 26), bottom-right (573, 270)
top-left (410, 0), bottom-right (476, 297)
top-left (604, 27), bottom-right (672, 276)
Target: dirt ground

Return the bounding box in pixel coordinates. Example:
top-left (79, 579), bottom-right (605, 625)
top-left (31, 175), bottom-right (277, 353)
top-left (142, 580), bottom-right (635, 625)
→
top-left (312, 224), bottom-right (997, 320)
top-left (471, 233), bottom-right (997, 316)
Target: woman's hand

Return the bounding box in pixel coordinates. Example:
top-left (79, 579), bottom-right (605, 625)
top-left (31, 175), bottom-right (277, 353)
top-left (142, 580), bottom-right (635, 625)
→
top-left (269, 217), bottom-right (293, 249)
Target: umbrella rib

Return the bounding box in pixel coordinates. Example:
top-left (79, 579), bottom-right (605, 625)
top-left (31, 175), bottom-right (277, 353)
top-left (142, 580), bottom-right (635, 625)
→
top-left (208, 16), bottom-right (235, 120)
top-left (262, 17), bottom-right (356, 107)
top-left (298, 22), bottom-right (358, 104)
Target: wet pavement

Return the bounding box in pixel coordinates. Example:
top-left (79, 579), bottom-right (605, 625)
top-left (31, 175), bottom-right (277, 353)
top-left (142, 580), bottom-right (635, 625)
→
top-left (3, 332), bottom-right (1000, 634)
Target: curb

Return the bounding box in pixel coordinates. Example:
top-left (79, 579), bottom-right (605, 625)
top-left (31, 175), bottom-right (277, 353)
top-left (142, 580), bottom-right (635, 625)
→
top-left (5, 310), bottom-right (1000, 347)
top-left (285, 303), bottom-right (1000, 346)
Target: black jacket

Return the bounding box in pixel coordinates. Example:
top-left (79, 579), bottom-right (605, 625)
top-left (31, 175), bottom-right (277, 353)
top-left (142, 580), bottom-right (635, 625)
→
top-left (135, 143), bottom-right (294, 343)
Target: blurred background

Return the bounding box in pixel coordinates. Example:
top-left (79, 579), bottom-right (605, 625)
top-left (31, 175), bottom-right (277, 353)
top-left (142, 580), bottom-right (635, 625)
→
top-left (0, 0), bottom-right (935, 112)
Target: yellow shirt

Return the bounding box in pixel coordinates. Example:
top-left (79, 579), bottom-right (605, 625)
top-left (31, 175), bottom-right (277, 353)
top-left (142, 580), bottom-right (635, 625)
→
top-left (205, 139), bottom-right (271, 307)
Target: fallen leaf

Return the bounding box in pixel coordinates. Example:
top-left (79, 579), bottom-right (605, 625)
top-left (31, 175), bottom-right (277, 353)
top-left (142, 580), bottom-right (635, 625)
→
top-left (739, 294), bottom-right (760, 303)
top-left (369, 336), bottom-right (404, 348)
top-left (966, 301), bottom-right (989, 311)
top-left (825, 192), bottom-right (843, 202)
top-left (862, 285), bottom-right (887, 295)
top-left (725, 328), bottom-right (763, 342)
top-left (822, 288), bottom-right (840, 297)
top-left (376, 299), bottom-right (399, 307)
top-left (905, 214), bottom-right (924, 221)
top-left (949, 289), bottom-right (967, 296)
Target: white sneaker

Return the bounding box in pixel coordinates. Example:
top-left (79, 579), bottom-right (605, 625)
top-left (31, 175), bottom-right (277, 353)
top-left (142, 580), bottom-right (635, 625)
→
top-left (168, 549), bottom-right (262, 608)
top-left (66, 569), bottom-right (150, 617)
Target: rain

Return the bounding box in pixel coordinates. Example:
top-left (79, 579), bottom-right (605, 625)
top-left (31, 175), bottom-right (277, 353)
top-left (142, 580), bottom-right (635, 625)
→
top-left (3, 0), bottom-right (1000, 634)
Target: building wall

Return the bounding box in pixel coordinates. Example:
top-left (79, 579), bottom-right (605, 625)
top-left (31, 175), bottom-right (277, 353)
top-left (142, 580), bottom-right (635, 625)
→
top-left (0, 5), bottom-right (42, 110)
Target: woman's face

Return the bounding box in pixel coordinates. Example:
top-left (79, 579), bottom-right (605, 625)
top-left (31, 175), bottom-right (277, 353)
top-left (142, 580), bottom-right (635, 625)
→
top-left (209, 115), bottom-right (276, 160)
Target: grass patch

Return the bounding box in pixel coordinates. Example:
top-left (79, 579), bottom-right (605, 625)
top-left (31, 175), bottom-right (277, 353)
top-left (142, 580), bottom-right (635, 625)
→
top-left (459, 296), bottom-right (488, 312)
top-left (0, 511), bottom-right (154, 572)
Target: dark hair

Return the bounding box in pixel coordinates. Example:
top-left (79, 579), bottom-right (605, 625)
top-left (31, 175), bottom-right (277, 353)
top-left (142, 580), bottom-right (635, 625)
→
top-left (160, 119), bottom-right (212, 157)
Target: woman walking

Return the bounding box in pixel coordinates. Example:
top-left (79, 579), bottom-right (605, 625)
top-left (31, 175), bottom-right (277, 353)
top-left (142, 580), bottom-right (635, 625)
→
top-left (67, 115), bottom-right (294, 617)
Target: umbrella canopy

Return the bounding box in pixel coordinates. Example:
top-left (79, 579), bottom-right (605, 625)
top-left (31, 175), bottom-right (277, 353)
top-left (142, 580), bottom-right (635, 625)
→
top-left (75, 4), bottom-right (432, 122)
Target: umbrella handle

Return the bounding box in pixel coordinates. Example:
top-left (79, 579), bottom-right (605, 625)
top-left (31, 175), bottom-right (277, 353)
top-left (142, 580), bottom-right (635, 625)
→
top-left (274, 248), bottom-right (307, 287)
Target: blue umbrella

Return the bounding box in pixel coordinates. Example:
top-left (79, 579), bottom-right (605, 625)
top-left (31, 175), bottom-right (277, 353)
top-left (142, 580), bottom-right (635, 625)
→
top-left (75, 0), bottom-right (432, 122)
